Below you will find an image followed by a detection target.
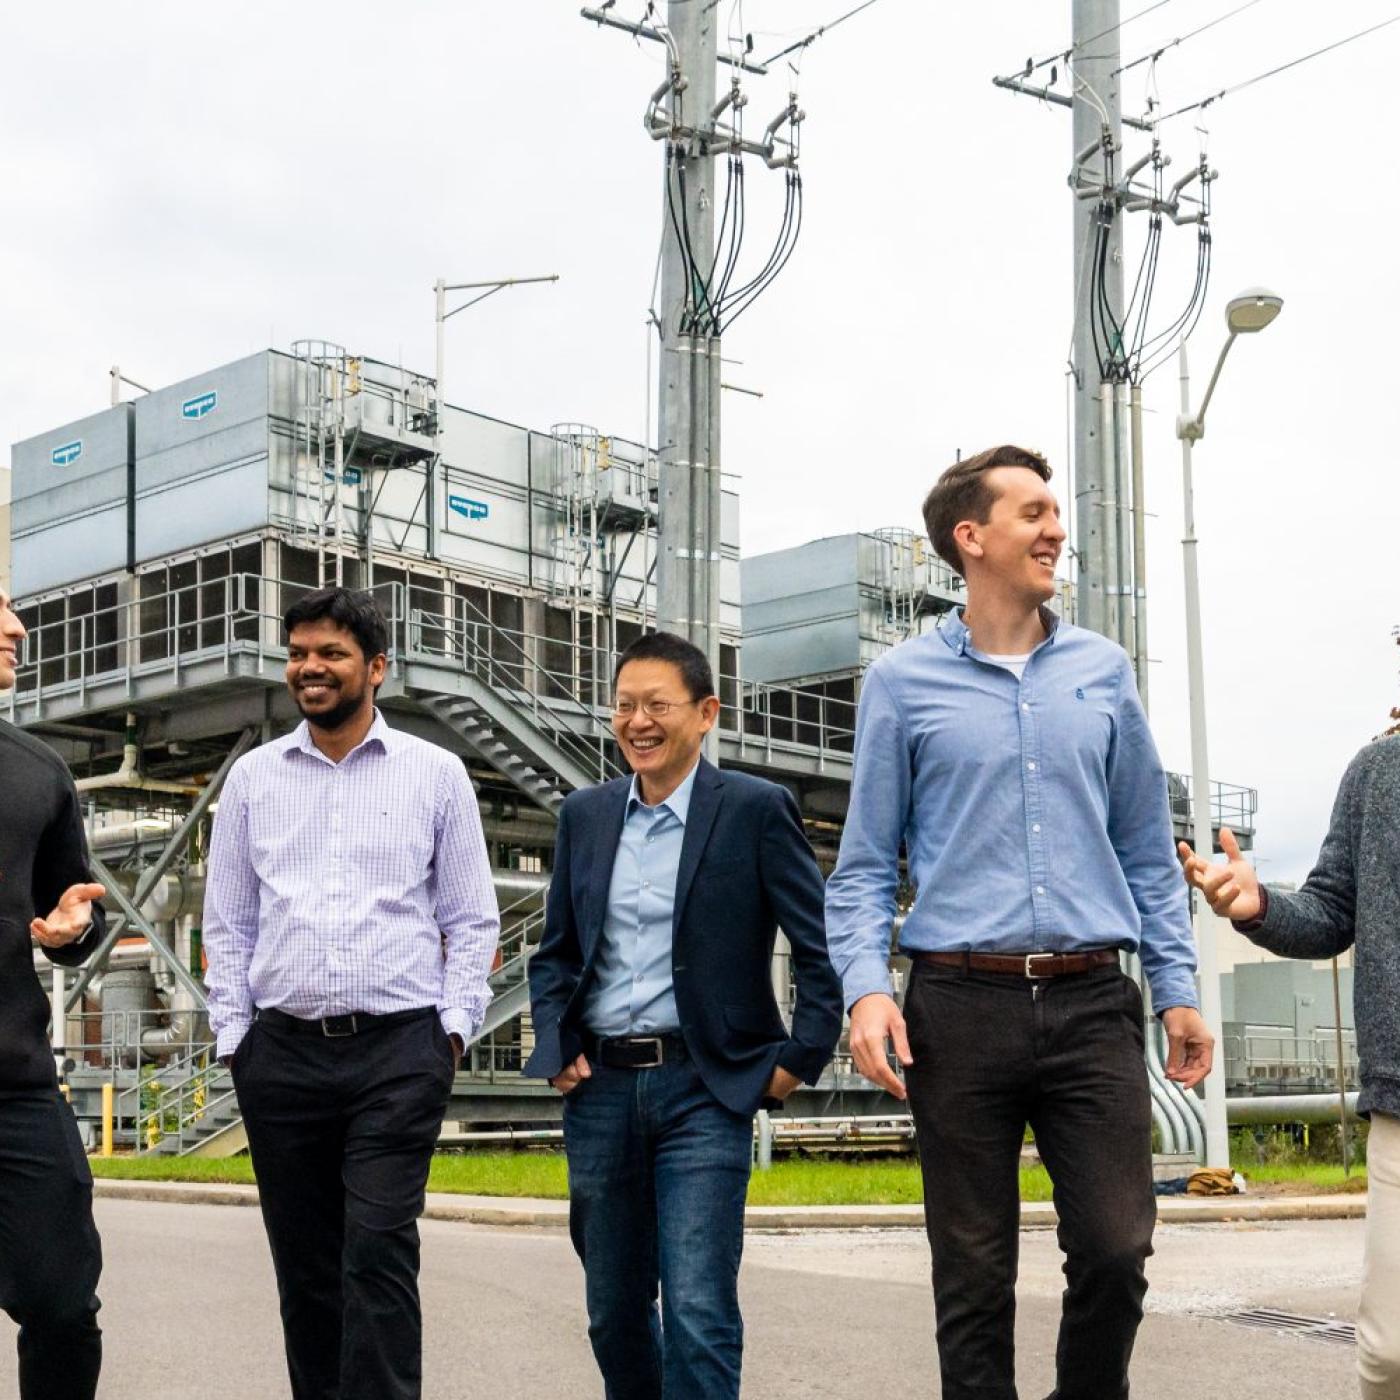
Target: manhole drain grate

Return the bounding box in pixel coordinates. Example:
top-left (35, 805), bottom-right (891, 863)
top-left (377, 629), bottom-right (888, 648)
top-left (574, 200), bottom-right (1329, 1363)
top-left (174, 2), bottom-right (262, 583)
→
top-left (1222, 1307), bottom-right (1356, 1346)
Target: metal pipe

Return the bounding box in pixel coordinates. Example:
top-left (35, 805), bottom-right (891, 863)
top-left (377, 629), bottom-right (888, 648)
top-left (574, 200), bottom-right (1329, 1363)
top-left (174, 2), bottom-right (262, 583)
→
top-left (65, 729), bottom-right (257, 1013)
top-left (1114, 381), bottom-right (1133, 656)
top-left (1099, 382), bottom-right (1120, 643)
top-left (1178, 343), bottom-right (1230, 1168)
top-left (1129, 384), bottom-right (1149, 705)
top-left (1227, 1092), bottom-right (1361, 1125)
top-left (1332, 957), bottom-right (1351, 1173)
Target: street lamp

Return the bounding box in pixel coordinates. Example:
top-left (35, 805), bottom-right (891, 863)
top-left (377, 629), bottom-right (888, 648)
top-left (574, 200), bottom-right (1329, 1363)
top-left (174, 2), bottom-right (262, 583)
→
top-left (1175, 286), bottom-right (1284, 1169)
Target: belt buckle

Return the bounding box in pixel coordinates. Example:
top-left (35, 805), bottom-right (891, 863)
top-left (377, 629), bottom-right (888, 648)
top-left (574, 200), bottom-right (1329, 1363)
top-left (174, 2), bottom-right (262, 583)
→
top-left (629, 1036), bottom-right (664, 1068)
top-left (1024, 953), bottom-right (1057, 980)
top-left (322, 1014), bottom-right (358, 1037)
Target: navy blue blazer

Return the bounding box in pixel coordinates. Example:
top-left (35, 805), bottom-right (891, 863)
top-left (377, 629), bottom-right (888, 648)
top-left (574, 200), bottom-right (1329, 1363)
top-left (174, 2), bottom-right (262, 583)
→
top-left (524, 759), bottom-right (844, 1115)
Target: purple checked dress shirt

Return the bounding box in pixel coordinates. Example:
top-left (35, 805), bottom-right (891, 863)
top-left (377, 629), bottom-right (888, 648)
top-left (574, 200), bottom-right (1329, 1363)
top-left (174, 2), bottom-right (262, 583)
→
top-left (203, 711), bottom-right (500, 1058)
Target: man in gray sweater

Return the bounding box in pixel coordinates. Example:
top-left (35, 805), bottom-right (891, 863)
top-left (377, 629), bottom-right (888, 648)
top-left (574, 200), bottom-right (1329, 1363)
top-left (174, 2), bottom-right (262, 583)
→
top-left (1180, 736), bottom-right (1400, 1399)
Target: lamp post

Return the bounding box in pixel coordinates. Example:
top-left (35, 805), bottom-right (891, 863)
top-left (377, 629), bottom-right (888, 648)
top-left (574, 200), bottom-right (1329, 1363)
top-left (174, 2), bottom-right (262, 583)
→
top-left (1175, 287), bottom-right (1284, 1168)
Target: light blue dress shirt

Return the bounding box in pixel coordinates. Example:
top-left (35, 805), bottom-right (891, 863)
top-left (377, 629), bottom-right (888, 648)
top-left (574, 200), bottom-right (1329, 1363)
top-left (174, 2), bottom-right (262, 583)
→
top-left (582, 761), bottom-right (700, 1036)
top-left (825, 608), bottom-right (1198, 1015)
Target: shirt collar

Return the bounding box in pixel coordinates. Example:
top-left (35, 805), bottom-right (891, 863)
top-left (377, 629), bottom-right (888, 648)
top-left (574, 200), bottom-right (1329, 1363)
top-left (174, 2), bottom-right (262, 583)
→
top-left (626, 757), bottom-right (701, 825)
top-left (288, 708), bottom-right (394, 763)
top-left (938, 605), bottom-right (1061, 657)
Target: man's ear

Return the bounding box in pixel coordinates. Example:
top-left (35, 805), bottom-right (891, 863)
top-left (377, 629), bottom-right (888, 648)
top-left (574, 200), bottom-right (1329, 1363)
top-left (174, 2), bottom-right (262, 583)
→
top-left (952, 519), bottom-right (983, 564)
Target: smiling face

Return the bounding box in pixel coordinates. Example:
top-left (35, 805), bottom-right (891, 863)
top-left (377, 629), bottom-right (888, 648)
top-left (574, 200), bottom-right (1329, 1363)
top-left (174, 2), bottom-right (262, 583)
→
top-left (285, 617), bottom-right (386, 733)
top-left (0, 591), bottom-right (24, 691)
top-left (611, 657), bottom-right (719, 805)
top-left (954, 465), bottom-right (1066, 606)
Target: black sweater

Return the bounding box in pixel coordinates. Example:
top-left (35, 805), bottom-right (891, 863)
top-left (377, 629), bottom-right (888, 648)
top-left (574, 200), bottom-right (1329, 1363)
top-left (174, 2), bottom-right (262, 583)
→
top-left (1, 720), bottom-right (106, 1091)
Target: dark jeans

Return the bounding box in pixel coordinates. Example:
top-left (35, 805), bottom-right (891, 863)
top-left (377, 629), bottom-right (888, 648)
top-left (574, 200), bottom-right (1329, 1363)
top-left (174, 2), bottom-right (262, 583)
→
top-left (0, 1091), bottom-right (103, 1400)
top-left (562, 1054), bottom-right (754, 1400)
top-left (903, 961), bottom-right (1156, 1400)
top-left (232, 1009), bottom-right (455, 1400)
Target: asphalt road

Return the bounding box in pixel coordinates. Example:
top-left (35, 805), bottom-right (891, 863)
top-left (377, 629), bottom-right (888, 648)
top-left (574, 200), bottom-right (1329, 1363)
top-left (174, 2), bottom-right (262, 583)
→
top-left (0, 1201), bottom-right (1364, 1398)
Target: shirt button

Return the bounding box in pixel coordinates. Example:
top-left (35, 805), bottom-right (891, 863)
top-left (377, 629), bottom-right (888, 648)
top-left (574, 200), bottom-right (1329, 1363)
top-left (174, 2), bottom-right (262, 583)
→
top-left (1036, 886), bottom-right (1046, 895)
top-left (1032, 823), bottom-right (1041, 833)
top-left (646, 836), bottom-right (655, 845)
top-left (1021, 703), bottom-right (1030, 712)
top-left (1027, 761), bottom-right (1036, 771)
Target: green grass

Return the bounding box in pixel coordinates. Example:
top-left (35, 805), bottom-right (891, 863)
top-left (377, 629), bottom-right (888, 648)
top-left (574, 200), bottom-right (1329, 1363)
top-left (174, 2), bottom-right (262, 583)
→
top-left (88, 1152), bottom-right (1366, 1204)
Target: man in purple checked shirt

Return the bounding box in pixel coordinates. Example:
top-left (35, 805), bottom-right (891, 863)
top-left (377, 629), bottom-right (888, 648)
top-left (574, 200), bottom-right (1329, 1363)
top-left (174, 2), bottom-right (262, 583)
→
top-left (203, 586), bottom-right (499, 1400)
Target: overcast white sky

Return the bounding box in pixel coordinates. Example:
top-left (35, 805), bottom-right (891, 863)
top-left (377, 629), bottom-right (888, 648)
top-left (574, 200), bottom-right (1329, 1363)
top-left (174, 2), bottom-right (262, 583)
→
top-left (3, 1), bottom-right (1397, 882)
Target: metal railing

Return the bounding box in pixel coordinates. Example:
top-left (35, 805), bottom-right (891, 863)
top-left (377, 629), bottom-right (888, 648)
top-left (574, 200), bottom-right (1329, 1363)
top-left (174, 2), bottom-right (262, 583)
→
top-left (11, 569), bottom-right (858, 769)
top-left (1168, 771), bottom-right (1258, 836)
top-left (1223, 1030), bottom-right (1360, 1092)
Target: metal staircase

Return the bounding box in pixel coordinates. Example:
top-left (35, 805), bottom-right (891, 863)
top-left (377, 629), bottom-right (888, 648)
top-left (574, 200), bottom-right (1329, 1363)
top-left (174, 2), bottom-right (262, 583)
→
top-left (411, 589), bottom-right (624, 813)
top-left (118, 1041), bottom-right (246, 1158)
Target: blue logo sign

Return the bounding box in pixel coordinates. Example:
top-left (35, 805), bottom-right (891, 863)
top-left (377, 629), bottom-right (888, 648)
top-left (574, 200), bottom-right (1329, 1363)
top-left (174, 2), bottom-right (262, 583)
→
top-left (51, 440), bottom-right (83, 467)
top-left (182, 390), bottom-right (218, 420)
top-left (448, 494), bottom-right (489, 521)
top-left (323, 467), bottom-right (363, 485)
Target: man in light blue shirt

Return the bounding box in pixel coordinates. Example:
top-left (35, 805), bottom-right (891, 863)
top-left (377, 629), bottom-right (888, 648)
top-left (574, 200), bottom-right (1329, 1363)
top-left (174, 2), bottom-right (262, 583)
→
top-left (825, 444), bottom-right (1213, 1400)
top-left (580, 761), bottom-right (697, 1037)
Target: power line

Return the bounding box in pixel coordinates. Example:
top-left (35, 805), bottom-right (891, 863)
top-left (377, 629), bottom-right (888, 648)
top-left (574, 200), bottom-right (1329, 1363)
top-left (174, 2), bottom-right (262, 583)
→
top-left (758, 0), bottom-right (883, 68)
top-left (1152, 13), bottom-right (1400, 124)
top-left (1112, 0), bottom-right (1268, 76)
top-left (1017, 0), bottom-right (1178, 77)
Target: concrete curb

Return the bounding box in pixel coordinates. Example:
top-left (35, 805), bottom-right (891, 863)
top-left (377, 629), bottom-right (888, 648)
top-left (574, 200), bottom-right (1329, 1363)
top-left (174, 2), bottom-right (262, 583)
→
top-left (92, 1179), bottom-right (1367, 1230)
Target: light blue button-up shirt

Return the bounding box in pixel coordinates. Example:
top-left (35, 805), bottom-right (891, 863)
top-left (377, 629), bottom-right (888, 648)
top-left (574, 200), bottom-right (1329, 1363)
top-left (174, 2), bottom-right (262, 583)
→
top-left (825, 609), bottom-right (1198, 1015)
top-left (582, 761), bottom-right (700, 1036)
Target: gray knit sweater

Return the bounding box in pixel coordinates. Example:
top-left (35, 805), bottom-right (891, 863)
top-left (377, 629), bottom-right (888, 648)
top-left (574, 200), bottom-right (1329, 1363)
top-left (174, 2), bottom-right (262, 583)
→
top-left (1240, 735), bottom-right (1400, 1119)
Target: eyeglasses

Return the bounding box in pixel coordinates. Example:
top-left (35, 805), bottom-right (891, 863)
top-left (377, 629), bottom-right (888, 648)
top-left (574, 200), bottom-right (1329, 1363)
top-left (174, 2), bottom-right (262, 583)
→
top-left (610, 698), bottom-right (701, 720)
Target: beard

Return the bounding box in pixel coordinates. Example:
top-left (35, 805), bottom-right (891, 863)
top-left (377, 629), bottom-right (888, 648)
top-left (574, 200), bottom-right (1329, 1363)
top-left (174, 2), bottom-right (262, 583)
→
top-left (294, 682), bottom-right (367, 732)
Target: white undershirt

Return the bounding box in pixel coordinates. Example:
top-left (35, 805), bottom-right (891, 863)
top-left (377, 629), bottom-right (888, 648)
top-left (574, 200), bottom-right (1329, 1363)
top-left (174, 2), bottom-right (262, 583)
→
top-left (982, 651), bottom-right (1031, 682)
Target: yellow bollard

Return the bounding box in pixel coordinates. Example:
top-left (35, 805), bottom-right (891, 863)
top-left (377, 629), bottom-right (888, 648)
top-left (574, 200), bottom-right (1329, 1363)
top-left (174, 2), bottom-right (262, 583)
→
top-left (101, 1081), bottom-right (114, 1158)
top-left (59, 1082), bottom-right (71, 1103)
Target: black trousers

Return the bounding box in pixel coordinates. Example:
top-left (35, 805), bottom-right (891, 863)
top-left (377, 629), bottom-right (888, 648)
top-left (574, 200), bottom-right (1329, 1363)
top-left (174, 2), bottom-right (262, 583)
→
top-left (903, 961), bottom-right (1156, 1400)
top-left (232, 1010), bottom-right (455, 1400)
top-left (0, 1091), bottom-right (103, 1400)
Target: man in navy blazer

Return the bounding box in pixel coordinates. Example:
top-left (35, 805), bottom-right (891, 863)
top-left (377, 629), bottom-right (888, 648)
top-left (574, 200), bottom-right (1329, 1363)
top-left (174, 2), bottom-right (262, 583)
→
top-left (526, 631), bottom-right (843, 1400)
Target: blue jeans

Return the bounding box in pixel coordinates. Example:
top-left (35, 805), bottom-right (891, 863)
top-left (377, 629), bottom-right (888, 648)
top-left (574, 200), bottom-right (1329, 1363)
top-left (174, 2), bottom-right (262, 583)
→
top-left (562, 1055), bottom-right (754, 1400)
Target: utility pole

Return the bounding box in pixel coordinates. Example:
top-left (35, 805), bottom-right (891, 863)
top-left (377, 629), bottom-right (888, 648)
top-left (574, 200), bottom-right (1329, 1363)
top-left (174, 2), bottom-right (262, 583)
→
top-left (654, 1), bottom-right (722, 747)
top-left (584, 4), bottom-right (806, 759)
top-left (1070, 0), bottom-right (1124, 644)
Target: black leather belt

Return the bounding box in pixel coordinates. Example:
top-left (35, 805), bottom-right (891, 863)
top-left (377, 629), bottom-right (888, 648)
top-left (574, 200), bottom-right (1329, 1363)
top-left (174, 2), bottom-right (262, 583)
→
top-left (581, 1032), bottom-right (688, 1068)
top-left (255, 1006), bottom-right (436, 1038)
top-left (914, 949), bottom-right (1120, 979)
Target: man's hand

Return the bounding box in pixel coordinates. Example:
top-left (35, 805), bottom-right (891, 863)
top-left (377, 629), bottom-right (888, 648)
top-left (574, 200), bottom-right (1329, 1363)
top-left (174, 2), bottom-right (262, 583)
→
top-left (550, 1053), bottom-right (593, 1095)
top-left (1161, 1006), bottom-right (1214, 1089)
top-left (1178, 827), bottom-right (1261, 922)
top-left (30, 882), bottom-right (105, 949)
top-left (763, 1065), bottom-right (802, 1103)
top-left (449, 1033), bottom-right (464, 1071)
top-left (847, 993), bottom-right (913, 1101)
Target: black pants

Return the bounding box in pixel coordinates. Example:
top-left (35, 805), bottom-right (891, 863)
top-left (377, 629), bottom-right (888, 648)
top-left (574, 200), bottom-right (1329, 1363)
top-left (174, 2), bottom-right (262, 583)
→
top-left (232, 1010), bottom-right (455, 1400)
top-left (0, 1091), bottom-right (103, 1400)
top-left (903, 961), bottom-right (1156, 1400)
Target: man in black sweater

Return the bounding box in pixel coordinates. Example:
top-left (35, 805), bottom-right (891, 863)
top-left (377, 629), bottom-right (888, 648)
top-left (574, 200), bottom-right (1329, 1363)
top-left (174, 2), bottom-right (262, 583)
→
top-left (0, 590), bottom-right (107, 1400)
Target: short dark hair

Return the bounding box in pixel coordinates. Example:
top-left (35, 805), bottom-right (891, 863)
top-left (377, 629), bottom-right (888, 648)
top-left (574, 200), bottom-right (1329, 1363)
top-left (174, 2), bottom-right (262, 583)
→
top-left (921, 444), bottom-right (1053, 577)
top-left (613, 631), bottom-right (715, 700)
top-left (282, 586), bottom-right (389, 662)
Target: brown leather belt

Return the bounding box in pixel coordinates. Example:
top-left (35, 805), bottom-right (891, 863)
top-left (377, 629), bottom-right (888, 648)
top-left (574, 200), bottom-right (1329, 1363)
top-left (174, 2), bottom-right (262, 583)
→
top-left (913, 949), bottom-right (1120, 979)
